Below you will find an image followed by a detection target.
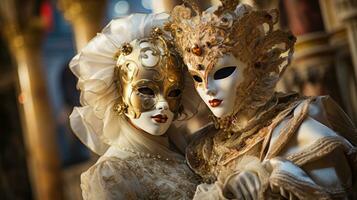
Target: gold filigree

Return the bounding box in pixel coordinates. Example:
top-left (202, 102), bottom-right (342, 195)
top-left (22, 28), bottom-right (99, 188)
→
top-left (115, 28), bottom-right (185, 118)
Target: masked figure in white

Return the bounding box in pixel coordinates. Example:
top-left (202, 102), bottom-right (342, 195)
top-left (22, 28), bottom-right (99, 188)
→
top-left (69, 13), bottom-right (200, 200)
top-left (168, 1), bottom-right (357, 199)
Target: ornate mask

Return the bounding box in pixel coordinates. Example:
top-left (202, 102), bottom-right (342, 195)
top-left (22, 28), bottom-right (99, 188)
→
top-left (115, 30), bottom-right (184, 135)
top-left (168, 1), bottom-right (296, 118)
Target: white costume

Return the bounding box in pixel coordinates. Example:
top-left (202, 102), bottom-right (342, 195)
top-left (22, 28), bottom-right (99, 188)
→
top-left (69, 13), bottom-right (200, 199)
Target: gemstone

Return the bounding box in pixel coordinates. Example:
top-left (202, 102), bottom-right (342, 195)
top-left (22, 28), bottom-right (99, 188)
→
top-left (121, 43), bottom-right (133, 56)
top-left (192, 45), bottom-right (202, 56)
top-left (196, 64), bottom-right (205, 70)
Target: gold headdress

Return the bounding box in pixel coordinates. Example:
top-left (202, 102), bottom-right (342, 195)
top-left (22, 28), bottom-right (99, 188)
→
top-left (168, 1), bottom-right (296, 128)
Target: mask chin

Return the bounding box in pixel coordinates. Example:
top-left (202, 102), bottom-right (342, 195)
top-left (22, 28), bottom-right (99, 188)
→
top-left (199, 92), bottom-right (234, 118)
top-left (126, 109), bottom-right (174, 136)
top-left (210, 107), bottom-right (233, 118)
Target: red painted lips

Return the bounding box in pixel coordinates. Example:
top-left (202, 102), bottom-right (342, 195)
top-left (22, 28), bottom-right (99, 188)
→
top-left (209, 99), bottom-right (222, 107)
top-left (151, 114), bottom-right (168, 123)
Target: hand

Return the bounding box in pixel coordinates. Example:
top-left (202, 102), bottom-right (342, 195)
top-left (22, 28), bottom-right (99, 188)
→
top-left (223, 171), bottom-right (261, 200)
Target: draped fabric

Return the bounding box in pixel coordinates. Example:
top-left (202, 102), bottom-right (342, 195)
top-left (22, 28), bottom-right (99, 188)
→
top-left (188, 95), bottom-right (357, 199)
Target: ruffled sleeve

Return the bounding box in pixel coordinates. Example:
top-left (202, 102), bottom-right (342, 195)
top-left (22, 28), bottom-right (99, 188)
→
top-left (265, 96), bottom-right (357, 198)
top-left (308, 96), bottom-right (357, 146)
top-left (80, 157), bottom-right (143, 200)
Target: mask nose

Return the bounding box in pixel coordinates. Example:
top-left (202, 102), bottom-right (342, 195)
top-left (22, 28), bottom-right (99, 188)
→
top-left (156, 100), bottom-right (169, 111)
top-left (205, 77), bottom-right (217, 96)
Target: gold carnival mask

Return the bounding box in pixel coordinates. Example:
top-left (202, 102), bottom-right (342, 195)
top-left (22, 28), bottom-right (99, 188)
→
top-left (167, 1), bottom-right (296, 117)
top-left (115, 29), bottom-right (184, 118)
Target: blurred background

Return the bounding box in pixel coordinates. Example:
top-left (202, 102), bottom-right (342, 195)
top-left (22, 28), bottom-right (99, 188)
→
top-left (0, 0), bottom-right (356, 199)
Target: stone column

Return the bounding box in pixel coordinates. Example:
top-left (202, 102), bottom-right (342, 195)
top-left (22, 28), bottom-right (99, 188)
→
top-left (335, 0), bottom-right (357, 80)
top-left (280, 32), bottom-right (340, 98)
top-left (2, 21), bottom-right (62, 200)
top-left (320, 0), bottom-right (357, 124)
top-left (278, 0), bottom-right (344, 103)
top-left (59, 0), bottom-right (107, 51)
top-left (58, 1), bottom-right (107, 199)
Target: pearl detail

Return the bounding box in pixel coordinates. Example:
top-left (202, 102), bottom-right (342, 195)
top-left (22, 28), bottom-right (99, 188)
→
top-left (118, 147), bottom-right (185, 164)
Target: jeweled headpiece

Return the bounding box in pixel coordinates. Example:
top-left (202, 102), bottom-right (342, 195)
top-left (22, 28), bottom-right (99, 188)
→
top-left (167, 1), bottom-right (296, 118)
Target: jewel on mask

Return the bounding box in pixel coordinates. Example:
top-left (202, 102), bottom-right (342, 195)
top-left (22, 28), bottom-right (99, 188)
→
top-left (192, 44), bottom-right (202, 56)
top-left (196, 64), bottom-right (205, 70)
top-left (151, 27), bottom-right (163, 38)
top-left (120, 43), bottom-right (133, 56)
top-left (113, 101), bottom-right (128, 115)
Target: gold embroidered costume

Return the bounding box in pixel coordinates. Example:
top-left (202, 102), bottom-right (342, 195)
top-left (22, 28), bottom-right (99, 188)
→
top-left (168, 1), bottom-right (357, 199)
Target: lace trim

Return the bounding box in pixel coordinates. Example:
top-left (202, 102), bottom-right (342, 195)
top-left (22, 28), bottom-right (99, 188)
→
top-left (269, 169), bottom-right (332, 199)
top-left (287, 136), bottom-right (354, 166)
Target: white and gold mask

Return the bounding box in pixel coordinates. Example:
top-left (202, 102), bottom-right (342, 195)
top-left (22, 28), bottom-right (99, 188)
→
top-left (168, 2), bottom-right (296, 119)
top-left (114, 31), bottom-right (184, 135)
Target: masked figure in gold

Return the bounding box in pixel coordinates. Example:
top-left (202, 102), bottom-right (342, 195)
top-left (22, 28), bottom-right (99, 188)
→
top-left (168, 2), bottom-right (357, 199)
top-left (69, 13), bottom-right (200, 199)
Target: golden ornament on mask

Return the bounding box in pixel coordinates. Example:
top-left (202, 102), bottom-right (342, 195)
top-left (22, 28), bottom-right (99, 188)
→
top-left (151, 27), bottom-right (163, 38)
top-left (196, 64), bottom-right (205, 70)
top-left (192, 44), bottom-right (202, 56)
top-left (113, 101), bottom-right (127, 115)
top-left (120, 43), bottom-right (133, 56)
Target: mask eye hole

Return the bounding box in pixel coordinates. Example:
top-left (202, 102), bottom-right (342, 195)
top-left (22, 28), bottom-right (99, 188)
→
top-left (213, 66), bottom-right (236, 80)
top-left (168, 89), bottom-right (182, 97)
top-left (192, 75), bottom-right (203, 83)
top-left (138, 87), bottom-right (155, 96)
